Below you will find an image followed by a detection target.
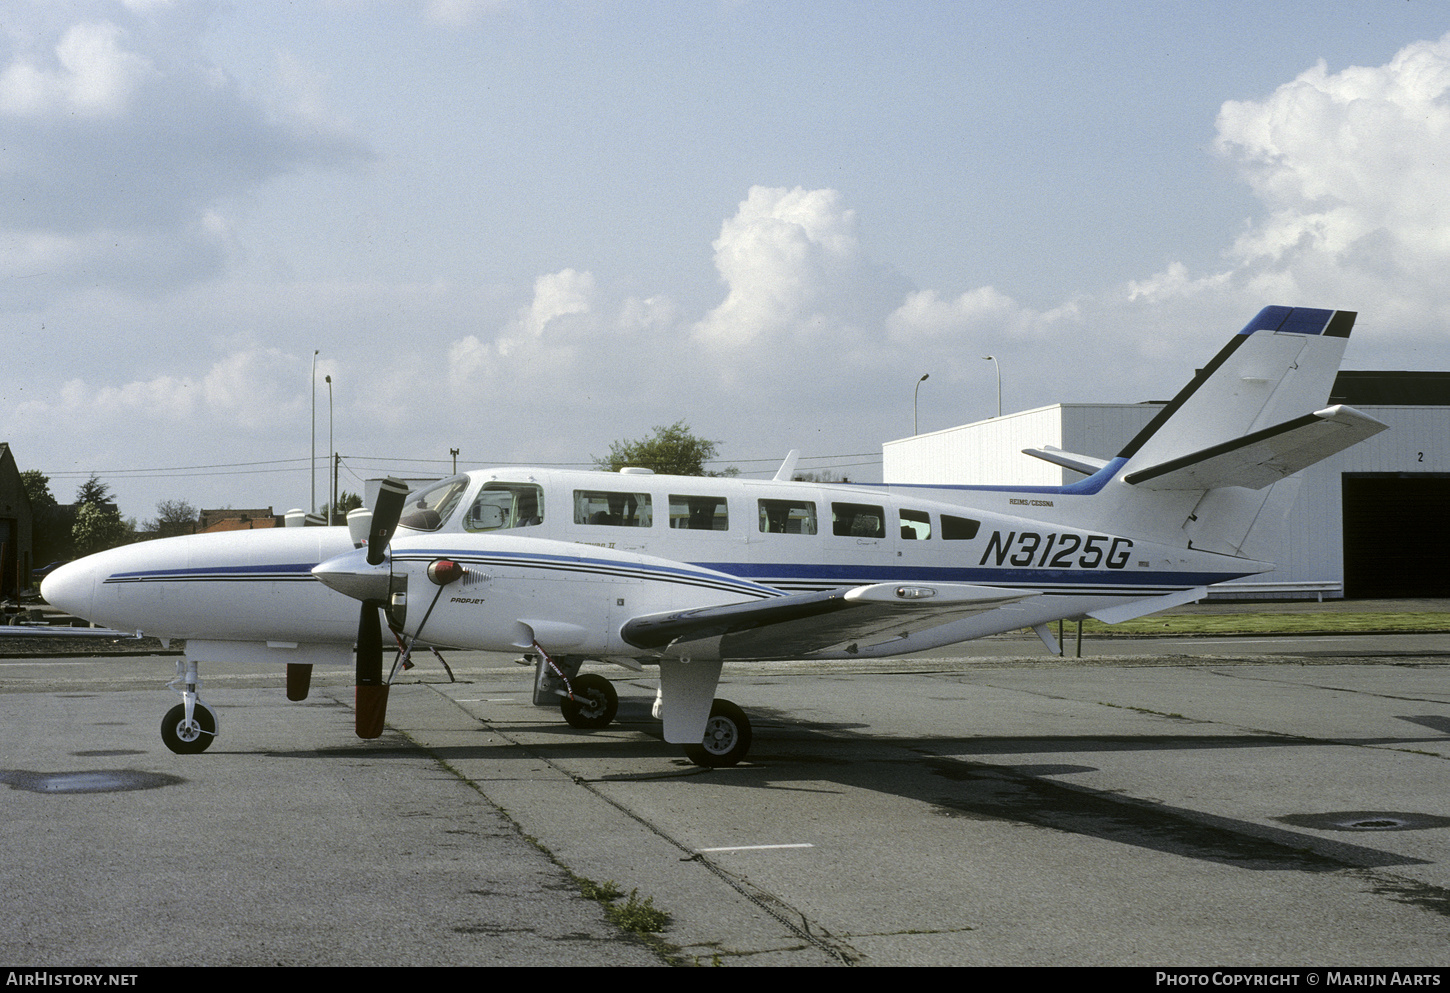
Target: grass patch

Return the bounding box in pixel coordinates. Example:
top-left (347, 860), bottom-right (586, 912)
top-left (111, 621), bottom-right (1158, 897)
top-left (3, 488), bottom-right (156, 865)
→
top-left (577, 877), bottom-right (624, 902)
top-left (606, 889), bottom-right (672, 934)
top-left (573, 875), bottom-right (672, 934)
top-left (1073, 611), bottom-right (1450, 637)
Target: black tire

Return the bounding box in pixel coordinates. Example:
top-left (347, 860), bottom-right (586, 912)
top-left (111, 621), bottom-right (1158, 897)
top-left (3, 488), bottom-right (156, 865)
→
top-left (161, 703), bottom-right (217, 754)
top-left (684, 699), bottom-right (752, 768)
top-left (560, 673), bottom-right (618, 729)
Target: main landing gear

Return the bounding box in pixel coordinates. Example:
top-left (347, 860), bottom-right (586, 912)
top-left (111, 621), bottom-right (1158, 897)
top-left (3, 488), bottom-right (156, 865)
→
top-left (529, 651), bottom-right (754, 767)
top-left (683, 698), bottom-right (752, 768)
top-left (161, 659), bottom-right (218, 754)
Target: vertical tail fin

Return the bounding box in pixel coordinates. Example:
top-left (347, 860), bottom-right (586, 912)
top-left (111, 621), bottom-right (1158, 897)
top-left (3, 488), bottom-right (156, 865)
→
top-left (1107, 307), bottom-right (1385, 556)
top-left (1117, 306), bottom-right (1357, 472)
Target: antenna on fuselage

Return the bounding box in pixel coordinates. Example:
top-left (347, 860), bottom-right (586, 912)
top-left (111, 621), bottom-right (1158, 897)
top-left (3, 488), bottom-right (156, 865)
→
top-left (773, 449), bottom-right (801, 482)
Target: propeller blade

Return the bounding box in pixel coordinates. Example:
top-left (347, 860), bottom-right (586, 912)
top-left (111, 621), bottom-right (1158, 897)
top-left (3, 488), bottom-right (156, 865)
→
top-left (366, 477), bottom-right (410, 567)
top-left (355, 602), bottom-right (389, 739)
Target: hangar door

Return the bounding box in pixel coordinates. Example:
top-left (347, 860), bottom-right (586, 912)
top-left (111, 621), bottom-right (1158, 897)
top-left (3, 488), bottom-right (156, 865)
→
top-left (1342, 473), bottom-right (1450, 598)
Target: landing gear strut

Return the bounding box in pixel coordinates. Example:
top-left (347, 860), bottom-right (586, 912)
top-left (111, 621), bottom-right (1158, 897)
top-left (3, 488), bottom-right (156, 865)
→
top-left (161, 659), bottom-right (217, 754)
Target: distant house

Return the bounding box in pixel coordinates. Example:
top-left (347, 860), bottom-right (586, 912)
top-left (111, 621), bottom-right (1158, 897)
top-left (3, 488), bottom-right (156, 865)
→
top-left (198, 508), bottom-right (282, 533)
top-left (0, 444), bottom-right (34, 598)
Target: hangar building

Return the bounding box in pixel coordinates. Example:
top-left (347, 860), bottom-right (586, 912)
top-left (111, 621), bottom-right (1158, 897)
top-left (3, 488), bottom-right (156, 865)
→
top-left (882, 372), bottom-right (1450, 599)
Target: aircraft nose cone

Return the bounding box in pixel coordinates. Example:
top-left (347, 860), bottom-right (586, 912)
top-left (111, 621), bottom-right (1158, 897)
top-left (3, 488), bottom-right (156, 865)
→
top-left (40, 560), bottom-right (97, 622)
top-left (312, 548), bottom-right (391, 603)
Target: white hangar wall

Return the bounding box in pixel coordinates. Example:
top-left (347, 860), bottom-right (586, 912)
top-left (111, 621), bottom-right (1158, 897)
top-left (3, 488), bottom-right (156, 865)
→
top-left (883, 402), bottom-right (1450, 598)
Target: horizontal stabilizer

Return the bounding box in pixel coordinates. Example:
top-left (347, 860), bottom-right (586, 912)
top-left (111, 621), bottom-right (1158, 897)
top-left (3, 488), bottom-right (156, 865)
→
top-left (1122, 405), bottom-right (1387, 491)
top-left (1022, 446), bottom-right (1110, 476)
top-left (622, 583), bottom-right (1035, 661)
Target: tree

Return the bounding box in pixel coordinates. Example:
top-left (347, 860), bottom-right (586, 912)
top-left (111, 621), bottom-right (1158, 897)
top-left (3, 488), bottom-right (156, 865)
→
top-left (327, 490), bottom-right (364, 523)
top-left (75, 473), bottom-right (113, 507)
top-left (147, 499), bottom-right (198, 537)
top-left (72, 502), bottom-right (129, 557)
top-left (593, 421), bottom-right (726, 476)
top-left (22, 470), bottom-right (67, 563)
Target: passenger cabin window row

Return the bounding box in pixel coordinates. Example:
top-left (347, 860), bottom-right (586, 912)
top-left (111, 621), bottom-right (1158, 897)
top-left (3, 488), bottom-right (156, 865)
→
top-left (563, 490), bottom-right (980, 541)
top-left (406, 477), bottom-right (986, 541)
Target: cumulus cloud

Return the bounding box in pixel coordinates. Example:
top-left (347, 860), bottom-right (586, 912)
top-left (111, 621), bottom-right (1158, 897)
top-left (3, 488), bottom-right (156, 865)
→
top-left (9, 345), bottom-right (313, 433)
top-left (0, 5), bottom-right (371, 295)
top-left (1121, 32), bottom-right (1450, 331)
top-left (0, 20), bottom-right (154, 117)
top-left (886, 286), bottom-right (1026, 343)
top-left (448, 268), bottom-right (598, 388)
top-left (692, 186), bottom-right (904, 354)
top-left (20, 25), bottom-right (1450, 512)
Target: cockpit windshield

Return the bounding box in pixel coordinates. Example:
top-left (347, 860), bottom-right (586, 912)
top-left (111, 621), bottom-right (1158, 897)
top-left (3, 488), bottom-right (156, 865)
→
top-left (397, 476), bottom-right (469, 532)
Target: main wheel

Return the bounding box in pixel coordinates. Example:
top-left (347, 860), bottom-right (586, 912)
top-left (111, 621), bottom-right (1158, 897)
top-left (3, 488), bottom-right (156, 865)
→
top-left (684, 699), bottom-right (752, 768)
top-left (560, 673), bottom-right (619, 729)
top-left (161, 703), bottom-right (217, 754)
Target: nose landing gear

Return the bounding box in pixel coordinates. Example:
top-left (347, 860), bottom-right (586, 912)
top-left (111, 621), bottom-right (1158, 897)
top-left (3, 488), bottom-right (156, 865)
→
top-left (161, 659), bottom-right (218, 754)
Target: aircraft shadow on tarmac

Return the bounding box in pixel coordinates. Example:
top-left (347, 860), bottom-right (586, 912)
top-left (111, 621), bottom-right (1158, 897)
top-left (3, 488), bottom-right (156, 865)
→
top-left (256, 696), bottom-right (1447, 875)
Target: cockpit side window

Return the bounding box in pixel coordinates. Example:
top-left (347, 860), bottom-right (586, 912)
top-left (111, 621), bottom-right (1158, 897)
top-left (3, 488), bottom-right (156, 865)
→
top-left (900, 508), bottom-right (931, 540)
top-left (398, 477), bottom-right (470, 532)
top-left (465, 483), bottom-right (545, 532)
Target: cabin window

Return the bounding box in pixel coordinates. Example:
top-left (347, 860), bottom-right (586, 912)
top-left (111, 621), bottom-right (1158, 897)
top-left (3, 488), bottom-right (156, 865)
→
top-left (941, 515), bottom-right (981, 540)
top-left (758, 499), bottom-right (817, 535)
top-left (574, 490), bottom-right (653, 527)
top-left (669, 495), bottom-right (729, 531)
top-left (899, 508), bottom-right (931, 540)
top-left (832, 502), bottom-right (886, 538)
top-left (398, 476), bottom-right (469, 532)
top-left (464, 483), bottom-right (544, 532)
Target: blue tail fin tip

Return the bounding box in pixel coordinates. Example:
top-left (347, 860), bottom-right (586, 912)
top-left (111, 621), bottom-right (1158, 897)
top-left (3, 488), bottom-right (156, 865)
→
top-left (1239, 306), bottom-right (1356, 338)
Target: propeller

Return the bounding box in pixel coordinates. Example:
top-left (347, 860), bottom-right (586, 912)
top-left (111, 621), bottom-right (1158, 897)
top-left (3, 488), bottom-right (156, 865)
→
top-left (355, 478), bottom-right (410, 739)
top-left (367, 478), bottom-right (410, 566)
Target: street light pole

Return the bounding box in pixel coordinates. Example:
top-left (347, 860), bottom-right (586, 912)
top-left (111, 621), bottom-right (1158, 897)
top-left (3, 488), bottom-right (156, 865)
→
top-left (913, 373), bottom-right (929, 435)
top-left (982, 355), bottom-right (1001, 418)
top-left (310, 350), bottom-right (319, 516)
top-left (325, 374), bottom-right (333, 525)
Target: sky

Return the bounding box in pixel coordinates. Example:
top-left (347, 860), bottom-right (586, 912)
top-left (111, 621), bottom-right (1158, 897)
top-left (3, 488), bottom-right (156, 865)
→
top-left (4, 0), bottom-right (1450, 523)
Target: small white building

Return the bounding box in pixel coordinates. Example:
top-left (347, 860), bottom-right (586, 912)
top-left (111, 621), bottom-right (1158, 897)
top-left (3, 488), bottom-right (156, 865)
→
top-left (883, 372), bottom-right (1450, 599)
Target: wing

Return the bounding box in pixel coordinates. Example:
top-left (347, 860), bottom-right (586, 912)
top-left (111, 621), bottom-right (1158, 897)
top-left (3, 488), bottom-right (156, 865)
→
top-left (620, 582), bottom-right (1036, 661)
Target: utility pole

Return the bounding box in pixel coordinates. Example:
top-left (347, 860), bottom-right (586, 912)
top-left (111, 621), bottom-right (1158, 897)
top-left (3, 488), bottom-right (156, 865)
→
top-left (310, 350), bottom-right (319, 515)
top-left (450, 448), bottom-right (459, 474)
top-left (325, 374), bottom-right (334, 524)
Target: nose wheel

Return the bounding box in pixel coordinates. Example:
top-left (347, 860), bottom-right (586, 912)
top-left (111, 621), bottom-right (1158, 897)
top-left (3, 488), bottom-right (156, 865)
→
top-left (560, 673), bottom-right (619, 729)
top-left (161, 702), bottom-right (217, 754)
top-left (161, 658), bottom-right (217, 754)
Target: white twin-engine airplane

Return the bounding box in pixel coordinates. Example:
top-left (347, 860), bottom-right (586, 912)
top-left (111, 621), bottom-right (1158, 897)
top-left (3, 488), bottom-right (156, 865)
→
top-left (42, 306), bottom-right (1386, 766)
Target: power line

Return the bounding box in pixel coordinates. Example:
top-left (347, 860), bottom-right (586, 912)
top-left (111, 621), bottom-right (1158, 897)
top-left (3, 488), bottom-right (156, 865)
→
top-left (42, 451), bottom-right (885, 483)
